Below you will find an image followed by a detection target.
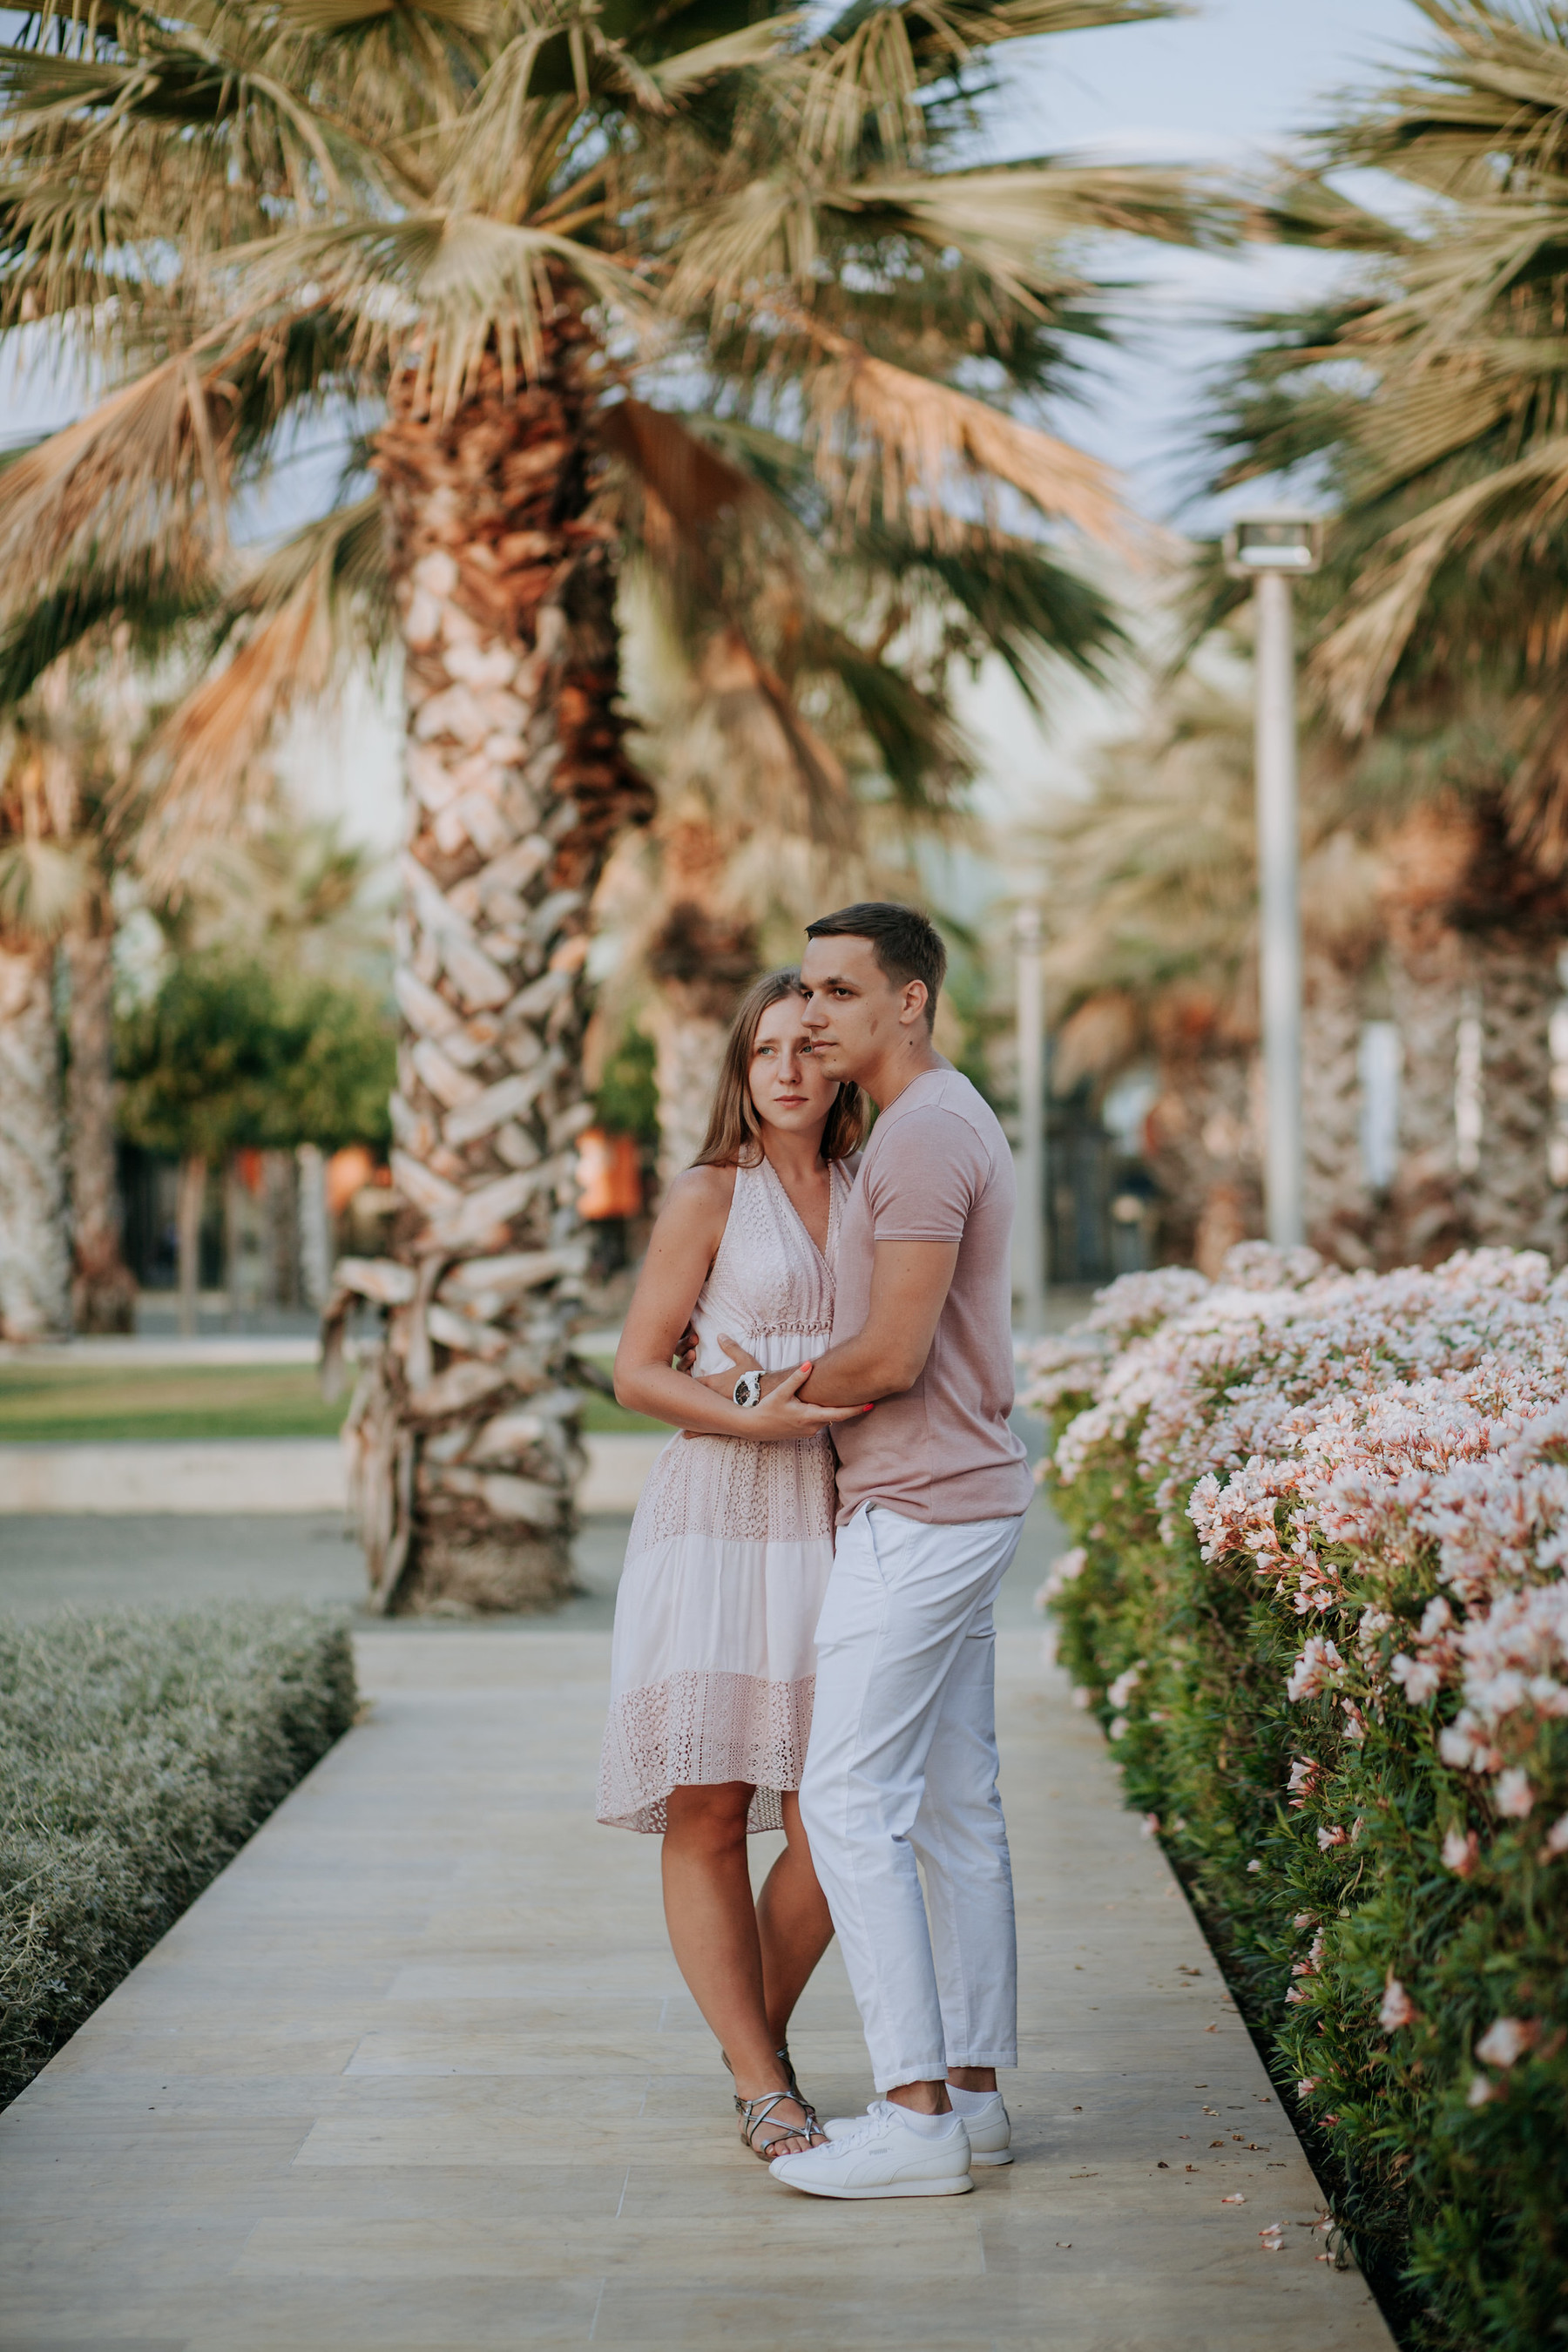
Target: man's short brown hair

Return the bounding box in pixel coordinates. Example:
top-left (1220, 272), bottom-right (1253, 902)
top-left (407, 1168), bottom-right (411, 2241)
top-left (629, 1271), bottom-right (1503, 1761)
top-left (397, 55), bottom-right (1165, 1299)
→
top-left (805, 902), bottom-right (947, 1028)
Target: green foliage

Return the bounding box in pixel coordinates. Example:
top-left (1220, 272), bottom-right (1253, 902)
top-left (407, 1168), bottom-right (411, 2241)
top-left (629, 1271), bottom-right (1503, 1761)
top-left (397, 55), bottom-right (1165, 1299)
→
top-left (116, 954), bottom-right (393, 1159)
top-left (0, 1605), bottom-right (355, 2105)
top-left (592, 1022), bottom-right (659, 1146)
top-left (1044, 1409), bottom-right (1568, 2351)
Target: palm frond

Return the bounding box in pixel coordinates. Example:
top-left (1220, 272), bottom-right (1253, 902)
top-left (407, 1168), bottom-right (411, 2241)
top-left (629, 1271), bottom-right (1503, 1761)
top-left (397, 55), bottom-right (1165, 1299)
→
top-left (800, 318), bottom-right (1130, 551)
top-left (1313, 436), bottom-right (1568, 732)
top-left (137, 494), bottom-right (390, 894)
top-left (597, 397), bottom-right (762, 564)
top-left (242, 213), bottom-right (650, 401)
top-left (798, 616), bottom-right (967, 808)
top-left (0, 555), bottom-right (213, 707)
top-left (0, 342), bottom-right (215, 611)
top-left (643, 17), bottom-right (799, 99)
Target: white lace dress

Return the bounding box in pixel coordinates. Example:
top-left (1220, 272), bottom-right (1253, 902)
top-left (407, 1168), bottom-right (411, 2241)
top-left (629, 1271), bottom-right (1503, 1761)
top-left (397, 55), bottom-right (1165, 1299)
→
top-left (596, 1153), bottom-right (853, 1835)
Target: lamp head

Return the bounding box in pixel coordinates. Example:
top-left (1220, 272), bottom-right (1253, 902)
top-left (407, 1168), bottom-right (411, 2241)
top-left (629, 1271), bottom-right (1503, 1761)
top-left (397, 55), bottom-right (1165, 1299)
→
top-left (1223, 507), bottom-right (1323, 578)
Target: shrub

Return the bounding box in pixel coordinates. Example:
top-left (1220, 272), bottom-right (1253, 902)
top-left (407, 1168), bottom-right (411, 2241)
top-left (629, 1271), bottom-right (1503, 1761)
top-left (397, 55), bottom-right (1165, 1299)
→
top-left (1024, 1247), bottom-right (1568, 2352)
top-left (0, 1605), bottom-right (355, 2105)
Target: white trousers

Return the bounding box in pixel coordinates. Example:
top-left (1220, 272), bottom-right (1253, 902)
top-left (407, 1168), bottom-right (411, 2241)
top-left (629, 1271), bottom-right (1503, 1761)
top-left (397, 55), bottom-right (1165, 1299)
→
top-left (800, 1503), bottom-right (1024, 2093)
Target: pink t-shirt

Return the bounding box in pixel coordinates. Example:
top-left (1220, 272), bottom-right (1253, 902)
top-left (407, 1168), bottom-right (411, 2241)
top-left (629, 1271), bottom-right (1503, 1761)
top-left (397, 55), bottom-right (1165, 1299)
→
top-left (829, 1064), bottom-right (1031, 1526)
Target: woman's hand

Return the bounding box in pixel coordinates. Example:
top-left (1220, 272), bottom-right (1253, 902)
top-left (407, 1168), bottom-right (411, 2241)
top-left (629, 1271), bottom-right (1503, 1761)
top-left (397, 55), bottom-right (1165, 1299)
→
top-left (747, 1361), bottom-right (863, 1440)
top-left (694, 1333), bottom-right (761, 1399)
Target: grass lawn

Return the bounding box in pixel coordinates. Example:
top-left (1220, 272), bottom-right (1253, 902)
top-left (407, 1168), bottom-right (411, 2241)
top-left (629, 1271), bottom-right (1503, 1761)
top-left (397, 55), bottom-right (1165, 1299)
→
top-left (0, 1362), bottom-right (661, 1443)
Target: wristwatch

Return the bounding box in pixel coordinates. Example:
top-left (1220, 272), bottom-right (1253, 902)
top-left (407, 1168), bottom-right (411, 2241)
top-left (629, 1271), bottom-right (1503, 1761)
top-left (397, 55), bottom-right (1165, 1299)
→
top-left (733, 1370), bottom-right (763, 1409)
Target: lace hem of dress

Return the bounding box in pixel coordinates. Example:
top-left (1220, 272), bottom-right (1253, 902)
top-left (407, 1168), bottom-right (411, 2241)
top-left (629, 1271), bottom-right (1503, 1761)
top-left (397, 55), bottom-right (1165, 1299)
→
top-left (596, 1667), bottom-right (816, 1835)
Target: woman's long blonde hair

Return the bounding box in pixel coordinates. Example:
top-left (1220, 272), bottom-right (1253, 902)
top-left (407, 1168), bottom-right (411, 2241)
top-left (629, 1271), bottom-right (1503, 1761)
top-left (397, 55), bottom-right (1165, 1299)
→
top-left (693, 968), bottom-right (864, 1171)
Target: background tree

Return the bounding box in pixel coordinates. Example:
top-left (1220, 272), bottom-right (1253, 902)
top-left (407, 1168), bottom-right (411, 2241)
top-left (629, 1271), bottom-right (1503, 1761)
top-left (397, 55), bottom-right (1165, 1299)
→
top-left (0, 682), bottom-right (122, 1338)
top-left (1202, 0), bottom-right (1568, 1264)
top-left (0, 0), bottom-right (1215, 1607)
top-left (117, 956), bottom-right (394, 1334)
top-left (1036, 636), bottom-right (1398, 1272)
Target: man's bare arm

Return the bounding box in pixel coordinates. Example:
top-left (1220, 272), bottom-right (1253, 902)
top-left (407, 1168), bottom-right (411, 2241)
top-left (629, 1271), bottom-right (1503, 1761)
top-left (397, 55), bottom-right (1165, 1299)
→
top-left (798, 1239), bottom-right (959, 1403)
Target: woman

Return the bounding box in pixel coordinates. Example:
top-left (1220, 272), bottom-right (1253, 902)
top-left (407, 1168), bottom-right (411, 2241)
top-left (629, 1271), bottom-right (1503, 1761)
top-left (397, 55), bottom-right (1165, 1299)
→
top-left (598, 970), bottom-right (866, 2161)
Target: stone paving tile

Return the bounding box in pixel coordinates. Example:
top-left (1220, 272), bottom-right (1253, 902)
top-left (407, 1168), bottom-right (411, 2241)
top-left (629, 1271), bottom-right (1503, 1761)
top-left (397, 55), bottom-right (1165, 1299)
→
top-left (0, 1523), bottom-right (1396, 2351)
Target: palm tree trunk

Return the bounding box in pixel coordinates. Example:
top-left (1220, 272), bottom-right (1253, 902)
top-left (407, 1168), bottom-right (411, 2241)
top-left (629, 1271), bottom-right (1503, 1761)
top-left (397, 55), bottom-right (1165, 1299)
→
top-left (64, 909), bottom-right (136, 1333)
top-left (648, 996), bottom-right (731, 1193)
top-left (176, 1153), bottom-right (206, 1338)
top-left (1143, 1026), bottom-right (1262, 1274)
top-left (1386, 928), bottom-right (1470, 1267)
top-left (1464, 935), bottom-right (1566, 1260)
top-left (0, 938), bottom-right (71, 1341)
top-left (335, 320), bottom-right (653, 1613)
top-left (1301, 949), bottom-right (1375, 1268)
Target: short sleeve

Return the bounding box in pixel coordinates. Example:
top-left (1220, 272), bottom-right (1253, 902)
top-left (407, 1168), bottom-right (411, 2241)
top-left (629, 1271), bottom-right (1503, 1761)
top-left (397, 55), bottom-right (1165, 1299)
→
top-left (864, 1107), bottom-right (990, 1241)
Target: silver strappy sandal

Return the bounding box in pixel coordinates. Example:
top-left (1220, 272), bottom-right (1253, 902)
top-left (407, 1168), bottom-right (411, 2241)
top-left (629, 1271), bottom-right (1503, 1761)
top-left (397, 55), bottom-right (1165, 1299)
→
top-left (735, 2090), bottom-right (827, 2160)
top-left (722, 2048), bottom-right (826, 2160)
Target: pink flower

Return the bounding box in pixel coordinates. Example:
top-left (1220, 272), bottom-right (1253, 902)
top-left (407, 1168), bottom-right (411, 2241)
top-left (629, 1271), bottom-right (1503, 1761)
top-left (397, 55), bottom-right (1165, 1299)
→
top-left (1107, 1662), bottom-right (1145, 1710)
top-left (1467, 2072), bottom-right (1499, 2107)
top-left (1140, 1812), bottom-right (1160, 1837)
top-left (1297, 2077), bottom-right (1320, 2095)
top-left (1495, 1768), bottom-right (1535, 1819)
top-left (1442, 1828), bottom-right (1480, 1878)
top-left (1247, 1858), bottom-right (1262, 1874)
top-left (1379, 1977), bottom-right (1416, 2031)
top-left (1260, 2223), bottom-right (1285, 2252)
top-left (1475, 2017), bottom-right (1534, 2069)
top-left (1108, 1715), bottom-right (1129, 1741)
top-left (1288, 1638), bottom-right (1345, 1702)
top-left (1539, 1812), bottom-right (1568, 1859)
top-left (1221, 2193), bottom-right (1247, 2204)
top-left (1317, 1824), bottom-right (1348, 1851)
top-left (1390, 1653), bottom-right (1442, 1705)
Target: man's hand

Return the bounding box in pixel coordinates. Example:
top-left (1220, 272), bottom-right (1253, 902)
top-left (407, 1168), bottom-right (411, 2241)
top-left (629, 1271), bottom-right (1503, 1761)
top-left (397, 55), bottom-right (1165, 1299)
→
top-left (693, 1333), bottom-right (762, 1398)
top-left (673, 1320), bottom-right (700, 1375)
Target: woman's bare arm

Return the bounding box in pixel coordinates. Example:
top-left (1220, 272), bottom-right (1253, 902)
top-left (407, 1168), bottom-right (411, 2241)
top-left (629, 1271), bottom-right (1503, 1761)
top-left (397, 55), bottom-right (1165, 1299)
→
top-left (613, 1167), bottom-right (861, 1442)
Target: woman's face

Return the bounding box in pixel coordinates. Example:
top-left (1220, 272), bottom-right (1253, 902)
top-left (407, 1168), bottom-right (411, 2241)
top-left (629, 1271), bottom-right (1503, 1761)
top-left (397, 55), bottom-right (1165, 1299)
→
top-left (748, 994), bottom-right (841, 1144)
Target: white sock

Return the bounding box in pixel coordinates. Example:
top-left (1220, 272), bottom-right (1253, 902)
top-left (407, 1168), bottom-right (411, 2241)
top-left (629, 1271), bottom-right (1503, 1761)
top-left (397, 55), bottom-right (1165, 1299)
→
top-left (891, 2103), bottom-right (965, 2136)
top-left (946, 2085), bottom-right (1002, 2116)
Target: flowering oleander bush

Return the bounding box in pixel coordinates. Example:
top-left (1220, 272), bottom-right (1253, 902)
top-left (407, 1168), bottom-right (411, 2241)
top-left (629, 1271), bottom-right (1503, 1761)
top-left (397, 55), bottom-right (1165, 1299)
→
top-left (0, 1606), bottom-right (355, 2106)
top-left (1023, 1246), bottom-right (1568, 2351)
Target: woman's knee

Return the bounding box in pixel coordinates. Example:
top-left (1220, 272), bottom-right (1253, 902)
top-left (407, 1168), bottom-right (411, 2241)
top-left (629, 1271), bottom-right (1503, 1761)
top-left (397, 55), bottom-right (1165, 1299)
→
top-left (664, 1782), bottom-right (753, 1856)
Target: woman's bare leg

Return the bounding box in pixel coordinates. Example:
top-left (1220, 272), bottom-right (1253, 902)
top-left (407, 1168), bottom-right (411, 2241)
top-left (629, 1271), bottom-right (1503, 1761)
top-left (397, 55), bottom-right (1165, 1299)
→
top-left (661, 1782), bottom-right (817, 2156)
top-left (757, 1789), bottom-right (835, 2050)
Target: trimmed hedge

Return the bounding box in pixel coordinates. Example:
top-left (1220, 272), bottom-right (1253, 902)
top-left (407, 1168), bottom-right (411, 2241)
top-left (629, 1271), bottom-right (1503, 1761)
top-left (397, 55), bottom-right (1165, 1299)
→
top-left (1, 1605), bottom-right (355, 2105)
top-left (1024, 1248), bottom-right (1568, 2352)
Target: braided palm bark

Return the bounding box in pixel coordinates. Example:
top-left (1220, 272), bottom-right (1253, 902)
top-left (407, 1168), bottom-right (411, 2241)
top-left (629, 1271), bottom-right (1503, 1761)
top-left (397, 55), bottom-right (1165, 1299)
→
top-left (325, 322), bottom-right (652, 1613)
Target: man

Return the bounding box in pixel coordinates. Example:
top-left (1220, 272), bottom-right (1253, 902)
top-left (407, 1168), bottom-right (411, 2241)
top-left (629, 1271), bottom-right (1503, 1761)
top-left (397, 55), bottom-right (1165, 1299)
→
top-left (754, 902), bottom-right (1032, 2199)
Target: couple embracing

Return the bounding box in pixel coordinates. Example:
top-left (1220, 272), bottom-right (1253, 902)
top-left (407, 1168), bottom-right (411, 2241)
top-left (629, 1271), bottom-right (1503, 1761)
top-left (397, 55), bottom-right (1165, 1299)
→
top-left (597, 902), bottom-right (1032, 2199)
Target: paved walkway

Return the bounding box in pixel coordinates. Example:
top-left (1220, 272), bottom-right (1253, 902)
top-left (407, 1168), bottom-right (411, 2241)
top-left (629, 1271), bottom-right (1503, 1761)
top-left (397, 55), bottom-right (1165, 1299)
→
top-left (0, 1527), bottom-right (1395, 2350)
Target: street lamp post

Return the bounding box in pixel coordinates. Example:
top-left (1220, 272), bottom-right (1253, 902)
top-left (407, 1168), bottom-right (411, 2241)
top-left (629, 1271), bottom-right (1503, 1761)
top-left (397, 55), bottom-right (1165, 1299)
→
top-left (1015, 902), bottom-right (1046, 1337)
top-left (1223, 510), bottom-right (1323, 1251)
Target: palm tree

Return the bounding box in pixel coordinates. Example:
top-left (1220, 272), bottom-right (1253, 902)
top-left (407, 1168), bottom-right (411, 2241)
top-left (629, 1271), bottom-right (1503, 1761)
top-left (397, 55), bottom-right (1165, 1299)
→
top-left (1199, 0), bottom-right (1568, 1266)
top-left (0, 712), bottom-right (73, 1339)
top-left (1028, 632), bottom-right (1508, 1274)
top-left (0, 665), bottom-right (146, 1336)
top-left (608, 462), bottom-right (1092, 1188)
top-left (0, 0), bottom-right (1213, 1609)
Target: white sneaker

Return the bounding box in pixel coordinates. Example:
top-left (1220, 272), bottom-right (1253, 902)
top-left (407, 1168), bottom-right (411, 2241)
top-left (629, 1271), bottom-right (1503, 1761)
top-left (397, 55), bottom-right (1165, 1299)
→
top-left (769, 2100), bottom-right (972, 2199)
top-left (826, 2090), bottom-right (1012, 2166)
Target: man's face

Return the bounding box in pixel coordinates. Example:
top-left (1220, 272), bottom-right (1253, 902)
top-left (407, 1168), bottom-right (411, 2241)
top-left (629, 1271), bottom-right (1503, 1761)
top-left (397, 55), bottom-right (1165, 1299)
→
top-left (799, 934), bottom-right (923, 1083)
